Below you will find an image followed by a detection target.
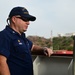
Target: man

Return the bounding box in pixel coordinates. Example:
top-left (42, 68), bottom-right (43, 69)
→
top-left (0, 6), bottom-right (53, 75)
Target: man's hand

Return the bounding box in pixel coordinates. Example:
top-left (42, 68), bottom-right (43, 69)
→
top-left (43, 47), bottom-right (53, 57)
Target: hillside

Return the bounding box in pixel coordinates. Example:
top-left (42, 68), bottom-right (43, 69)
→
top-left (27, 36), bottom-right (74, 50)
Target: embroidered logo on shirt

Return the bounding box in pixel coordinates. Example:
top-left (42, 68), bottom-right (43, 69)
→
top-left (12, 31), bottom-right (15, 33)
top-left (18, 40), bottom-right (22, 45)
top-left (18, 40), bottom-right (20, 42)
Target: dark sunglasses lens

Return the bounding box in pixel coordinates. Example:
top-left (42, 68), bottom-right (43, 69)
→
top-left (17, 17), bottom-right (29, 21)
top-left (22, 18), bottom-right (29, 21)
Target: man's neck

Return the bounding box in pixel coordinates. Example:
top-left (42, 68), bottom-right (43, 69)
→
top-left (9, 24), bottom-right (21, 35)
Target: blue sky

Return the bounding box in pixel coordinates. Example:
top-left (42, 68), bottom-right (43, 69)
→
top-left (0, 0), bottom-right (75, 38)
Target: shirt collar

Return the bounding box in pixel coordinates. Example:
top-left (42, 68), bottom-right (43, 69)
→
top-left (5, 25), bottom-right (26, 38)
top-left (6, 25), bottom-right (17, 34)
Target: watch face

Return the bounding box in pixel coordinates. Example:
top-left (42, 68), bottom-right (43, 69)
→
top-left (43, 47), bottom-right (48, 54)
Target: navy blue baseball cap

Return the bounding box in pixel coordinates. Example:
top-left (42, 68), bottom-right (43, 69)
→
top-left (8, 6), bottom-right (36, 21)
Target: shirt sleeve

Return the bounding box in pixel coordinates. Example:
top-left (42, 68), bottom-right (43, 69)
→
top-left (0, 33), bottom-right (10, 58)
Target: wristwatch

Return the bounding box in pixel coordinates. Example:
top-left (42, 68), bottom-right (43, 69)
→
top-left (43, 47), bottom-right (48, 54)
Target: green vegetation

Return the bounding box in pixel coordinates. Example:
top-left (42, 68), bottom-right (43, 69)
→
top-left (27, 36), bottom-right (74, 50)
top-left (53, 36), bottom-right (73, 50)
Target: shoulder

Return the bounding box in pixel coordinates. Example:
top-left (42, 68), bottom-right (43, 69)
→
top-left (0, 29), bottom-right (11, 40)
top-left (0, 29), bottom-right (7, 37)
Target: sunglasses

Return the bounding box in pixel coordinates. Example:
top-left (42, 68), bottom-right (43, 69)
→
top-left (16, 17), bottom-right (29, 22)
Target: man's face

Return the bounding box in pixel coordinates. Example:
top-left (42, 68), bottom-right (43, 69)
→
top-left (12, 16), bottom-right (30, 33)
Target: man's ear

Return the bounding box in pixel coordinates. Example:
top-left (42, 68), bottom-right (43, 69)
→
top-left (11, 16), bottom-right (16, 23)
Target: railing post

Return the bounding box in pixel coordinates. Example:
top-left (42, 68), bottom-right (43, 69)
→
top-left (73, 36), bottom-right (75, 75)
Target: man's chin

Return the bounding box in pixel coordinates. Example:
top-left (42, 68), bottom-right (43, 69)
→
top-left (23, 30), bottom-right (27, 32)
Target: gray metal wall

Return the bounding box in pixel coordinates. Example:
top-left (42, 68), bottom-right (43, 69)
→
top-left (32, 55), bottom-right (73, 75)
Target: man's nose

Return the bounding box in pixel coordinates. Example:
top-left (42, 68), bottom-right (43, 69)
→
top-left (26, 21), bottom-right (30, 25)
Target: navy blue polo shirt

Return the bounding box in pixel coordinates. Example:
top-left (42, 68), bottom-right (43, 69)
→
top-left (0, 26), bottom-right (33, 75)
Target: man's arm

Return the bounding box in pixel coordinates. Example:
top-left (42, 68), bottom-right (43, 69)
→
top-left (31, 45), bottom-right (53, 57)
top-left (0, 55), bottom-right (10, 75)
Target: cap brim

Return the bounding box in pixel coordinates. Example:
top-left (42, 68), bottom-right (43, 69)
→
top-left (22, 14), bottom-right (36, 21)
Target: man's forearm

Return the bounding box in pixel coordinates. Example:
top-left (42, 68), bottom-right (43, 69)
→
top-left (31, 45), bottom-right (53, 56)
top-left (31, 45), bottom-right (44, 55)
top-left (32, 45), bottom-right (43, 51)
